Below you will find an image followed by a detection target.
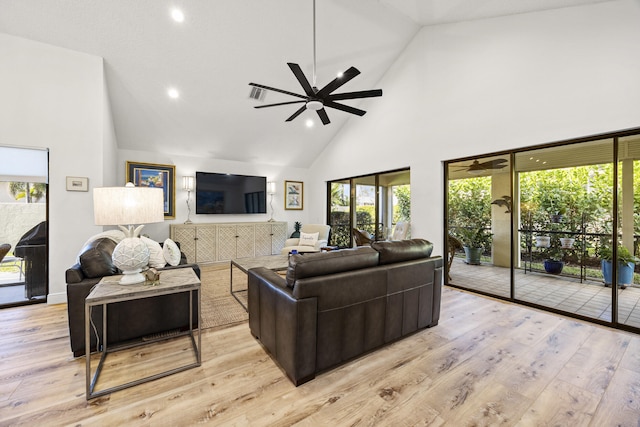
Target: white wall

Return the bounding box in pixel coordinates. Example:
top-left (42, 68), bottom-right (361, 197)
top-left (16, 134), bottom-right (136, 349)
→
top-left (116, 149), bottom-right (310, 242)
top-left (0, 34), bottom-right (109, 304)
top-left (309, 0), bottom-right (640, 255)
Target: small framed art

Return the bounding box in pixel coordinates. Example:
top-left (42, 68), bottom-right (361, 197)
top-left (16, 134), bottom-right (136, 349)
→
top-left (66, 176), bottom-right (89, 192)
top-left (284, 180), bottom-right (303, 210)
top-left (126, 161), bottom-right (176, 219)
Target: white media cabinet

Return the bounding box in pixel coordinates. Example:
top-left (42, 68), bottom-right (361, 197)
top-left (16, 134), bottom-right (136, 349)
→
top-left (170, 221), bottom-right (287, 264)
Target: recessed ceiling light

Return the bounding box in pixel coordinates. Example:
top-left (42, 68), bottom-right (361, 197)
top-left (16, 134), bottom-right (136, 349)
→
top-left (171, 8), bottom-right (185, 23)
top-left (305, 119), bottom-right (314, 128)
top-left (167, 87), bottom-right (180, 99)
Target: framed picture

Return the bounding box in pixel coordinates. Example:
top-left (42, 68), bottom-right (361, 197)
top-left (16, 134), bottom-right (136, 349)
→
top-left (284, 180), bottom-right (303, 210)
top-left (126, 161), bottom-right (175, 219)
top-left (66, 176), bottom-right (88, 192)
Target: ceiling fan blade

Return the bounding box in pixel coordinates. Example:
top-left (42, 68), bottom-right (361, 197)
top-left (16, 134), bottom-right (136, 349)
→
top-left (287, 63), bottom-right (315, 96)
top-left (324, 100), bottom-right (366, 116)
top-left (249, 83), bottom-right (307, 100)
top-left (285, 105), bottom-right (307, 122)
top-left (254, 100), bottom-right (306, 109)
top-left (486, 159), bottom-right (508, 168)
top-left (316, 108), bottom-right (330, 125)
top-left (328, 89), bottom-right (383, 101)
top-left (316, 66), bottom-right (361, 97)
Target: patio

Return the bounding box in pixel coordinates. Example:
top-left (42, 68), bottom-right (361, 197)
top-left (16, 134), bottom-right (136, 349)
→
top-left (0, 269), bottom-right (30, 306)
top-left (448, 257), bottom-right (640, 329)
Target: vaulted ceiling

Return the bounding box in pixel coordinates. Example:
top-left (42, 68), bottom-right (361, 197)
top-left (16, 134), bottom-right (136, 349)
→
top-left (0, 0), bottom-right (612, 167)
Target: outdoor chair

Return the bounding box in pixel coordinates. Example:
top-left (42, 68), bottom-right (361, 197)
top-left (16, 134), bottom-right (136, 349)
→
top-left (0, 243), bottom-right (24, 281)
top-left (353, 228), bottom-right (374, 246)
top-left (390, 221), bottom-right (409, 240)
top-left (447, 234), bottom-right (464, 281)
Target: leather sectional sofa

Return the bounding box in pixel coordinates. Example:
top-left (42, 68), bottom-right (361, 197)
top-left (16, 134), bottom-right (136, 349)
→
top-left (66, 237), bottom-right (200, 357)
top-left (248, 239), bottom-right (443, 385)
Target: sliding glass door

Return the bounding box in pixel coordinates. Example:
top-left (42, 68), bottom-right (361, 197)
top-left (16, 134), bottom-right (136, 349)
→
top-left (445, 128), bottom-right (640, 333)
top-left (447, 155), bottom-right (511, 297)
top-left (327, 168), bottom-right (410, 247)
top-left (514, 140), bottom-right (613, 322)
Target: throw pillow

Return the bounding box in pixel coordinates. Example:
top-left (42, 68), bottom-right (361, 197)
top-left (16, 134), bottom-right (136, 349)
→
top-left (163, 238), bottom-right (181, 266)
top-left (141, 236), bottom-right (166, 268)
top-left (76, 229), bottom-right (125, 263)
top-left (298, 231), bottom-right (319, 247)
top-left (79, 238), bottom-right (118, 278)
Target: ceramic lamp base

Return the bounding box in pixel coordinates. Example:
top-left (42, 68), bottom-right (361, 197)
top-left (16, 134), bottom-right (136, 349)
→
top-left (112, 236), bottom-right (150, 285)
top-left (118, 270), bottom-right (146, 285)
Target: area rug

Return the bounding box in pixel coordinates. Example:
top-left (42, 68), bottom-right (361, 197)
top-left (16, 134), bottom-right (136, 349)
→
top-left (199, 264), bottom-right (249, 330)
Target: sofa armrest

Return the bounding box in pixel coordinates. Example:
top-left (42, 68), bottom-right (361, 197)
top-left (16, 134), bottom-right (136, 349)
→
top-left (314, 239), bottom-right (329, 250)
top-left (65, 263), bottom-right (86, 284)
top-left (248, 267), bottom-right (318, 385)
top-left (283, 238), bottom-right (300, 247)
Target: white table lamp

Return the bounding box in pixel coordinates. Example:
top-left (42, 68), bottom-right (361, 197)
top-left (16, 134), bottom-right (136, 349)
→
top-left (93, 183), bottom-right (164, 285)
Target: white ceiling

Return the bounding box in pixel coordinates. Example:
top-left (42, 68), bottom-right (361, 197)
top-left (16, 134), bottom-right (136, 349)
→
top-left (0, 0), bottom-right (612, 167)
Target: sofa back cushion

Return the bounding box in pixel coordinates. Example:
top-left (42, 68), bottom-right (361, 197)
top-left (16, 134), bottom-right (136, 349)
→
top-left (286, 246), bottom-right (379, 288)
top-left (79, 237), bottom-right (118, 278)
top-left (371, 238), bottom-right (434, 265)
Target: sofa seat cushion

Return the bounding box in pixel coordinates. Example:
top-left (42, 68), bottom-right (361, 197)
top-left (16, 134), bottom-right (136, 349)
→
top-left (79, 237), bottom-right (118, 278)
top-left (371, 239), bottom-right (434, 265)
top-left (286, 246), bottom-right (379, 288)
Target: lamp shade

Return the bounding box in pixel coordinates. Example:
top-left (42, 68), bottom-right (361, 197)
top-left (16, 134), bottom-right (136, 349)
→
top-left (93, 183), bottom-right (164, 226)
top-left (267, 181), bottom-right (277, 195)
top-left (183, 176), bottom-right (194, 191)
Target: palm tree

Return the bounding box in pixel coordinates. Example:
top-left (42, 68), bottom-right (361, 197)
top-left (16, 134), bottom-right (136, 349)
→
top-left (9, 182), bottom-right (46, 203)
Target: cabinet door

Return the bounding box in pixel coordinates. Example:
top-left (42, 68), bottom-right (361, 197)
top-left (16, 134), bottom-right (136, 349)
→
top-left (195, 225), bottom-right (217, 263)
top-left (217, 224), bottom-right (237, 261)
top-left (171, 225), bottom-right (196, 264)
top-left (235, 224), bottom-right (255, 259)
top-left (271, 222), bottom-right (287, 254)
top-left (254, 223), bottom-right (273, 256)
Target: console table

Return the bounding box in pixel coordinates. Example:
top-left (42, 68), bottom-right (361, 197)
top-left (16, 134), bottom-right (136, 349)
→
top-left (170, 221), bottom-right (287, 264)
top-left (85, 268), bottom-right (201, 399)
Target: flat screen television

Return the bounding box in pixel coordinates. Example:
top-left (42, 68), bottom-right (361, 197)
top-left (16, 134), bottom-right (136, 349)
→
top-left (195, 172), bottom-right (266, 214)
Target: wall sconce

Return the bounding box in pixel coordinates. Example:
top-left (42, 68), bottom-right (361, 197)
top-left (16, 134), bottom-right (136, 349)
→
top-left (183, 176), bottom-right (195, 224)
top-left (267, 181), bottom-right (277, 222)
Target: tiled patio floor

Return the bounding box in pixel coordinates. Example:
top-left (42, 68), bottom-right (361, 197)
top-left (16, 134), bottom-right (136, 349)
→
top-left (448, 257), bottom-right (640, 329)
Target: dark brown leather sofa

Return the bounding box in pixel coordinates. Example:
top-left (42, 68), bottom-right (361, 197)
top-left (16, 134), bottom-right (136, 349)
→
top-left (66, 237), bottom-right (200, 357)
top-left (248, 239), bottom-right (442, 385)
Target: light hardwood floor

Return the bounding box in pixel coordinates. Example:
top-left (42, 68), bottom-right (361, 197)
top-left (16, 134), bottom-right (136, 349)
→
top-left (2, 267), bottom-right (640, 426)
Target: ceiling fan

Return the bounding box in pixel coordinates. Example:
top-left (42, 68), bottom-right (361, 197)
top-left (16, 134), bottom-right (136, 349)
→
top-left (248, 0), bottom-right (382, 125)
top-left (454, 159), bottom-right (508, 173)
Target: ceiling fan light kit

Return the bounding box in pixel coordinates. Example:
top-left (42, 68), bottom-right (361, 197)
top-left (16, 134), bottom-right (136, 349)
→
top-left (248, 0), bottom-right (382, 125)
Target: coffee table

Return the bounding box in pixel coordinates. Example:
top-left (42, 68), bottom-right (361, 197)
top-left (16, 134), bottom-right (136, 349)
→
top-left (85, 268), bottom-right (201, 400)
top-left (230, 254), bottom-right (289, 311)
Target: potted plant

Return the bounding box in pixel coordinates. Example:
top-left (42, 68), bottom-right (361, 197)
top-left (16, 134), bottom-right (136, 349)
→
top-left (290, 221), bottom-right (302, 238)
top-left (600, 245), bottom-right (638, 288)
top-left (457, 227), bottom-right (492, 265)
top-left (535, 235), bottom-right (551, 248)
top-left (542, 239), bottom-right (564, 274)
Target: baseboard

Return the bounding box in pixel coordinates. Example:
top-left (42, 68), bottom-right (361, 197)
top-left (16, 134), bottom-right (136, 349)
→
top-left (47, 291), bottom-right (67, 305)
